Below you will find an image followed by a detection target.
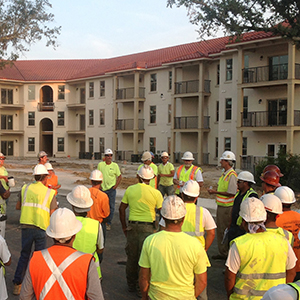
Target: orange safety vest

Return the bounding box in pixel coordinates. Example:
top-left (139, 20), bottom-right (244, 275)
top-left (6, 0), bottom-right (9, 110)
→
top-left (175, 165), bottom-right (200, 194)
top-left (29, 245), bottom-right (92, 300)
top-left (46, 174), bottom-right (59, 195)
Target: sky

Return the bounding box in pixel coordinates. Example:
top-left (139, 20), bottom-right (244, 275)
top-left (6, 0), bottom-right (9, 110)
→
top-left (21, 0), bottom-right (202, 60)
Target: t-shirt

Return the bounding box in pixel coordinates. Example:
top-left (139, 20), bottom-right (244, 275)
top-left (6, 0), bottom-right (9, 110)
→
top-left (0, 235), bottom-right (10, 300)
top-left (138, 163), bottom-right (158, 189)
top-left (121, 183), bottom-right (163, 222)
top-left (158, 162), bottom-right (175, 186)
top-left (139, 230), bottom-right (207, 300)
top-left (88, 187), bottom-right (110, 223)
top-left (97, 161), bottom-right (121, 191)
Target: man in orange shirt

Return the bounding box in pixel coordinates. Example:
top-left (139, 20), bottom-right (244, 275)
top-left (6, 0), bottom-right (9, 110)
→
top-left (45, 163), bottom-right (61, 195)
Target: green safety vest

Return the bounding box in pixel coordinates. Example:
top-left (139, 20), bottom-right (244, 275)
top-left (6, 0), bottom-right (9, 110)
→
top-left (175, 165), bottom-right (202, 194)
top-left (216, 169), bottom-right (237, 207)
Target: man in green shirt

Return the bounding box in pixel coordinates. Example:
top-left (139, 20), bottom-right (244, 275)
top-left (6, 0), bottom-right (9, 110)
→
top-left (138, 151), bottom-right (158, 189)
top-left (157, 152), bottom-right (175, 196)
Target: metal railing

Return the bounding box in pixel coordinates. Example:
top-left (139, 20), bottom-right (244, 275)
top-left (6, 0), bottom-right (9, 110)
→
top-left (174, 116), bottom-right (198, 129)
top-left (203, 116), bottom-right (210, 129)
top-left (116, 87), bottom-right (145, 99)
top-left (116, 119), bottom-right (144, 130)
top-left (175, 80), bottom-right (199, 94)
top-left (204, 80), bottom-right (211, 93)
top-left (296, 64), bottom-right (300, 79)
top-left (203, 153), bottom-right (209, 165)
top-left (116, 150), bottom-right (134, 161)
top-left (295, 110), bottom-right (300, 126)
top-left (37, 102), bottom-right (54, 111)
top-left (241, 110), bottom-right (287, 127)
top-left (174, 152), bottom-right (198, 164)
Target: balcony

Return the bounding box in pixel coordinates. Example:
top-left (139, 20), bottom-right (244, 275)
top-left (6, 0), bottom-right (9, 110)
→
top-left (294, 110), bottom-right (300, 126)
top-left (67, 102), bottom-right (85, 109)
top-left (174, 116), bottom-right (198, 129)
top-left (242, 110), bottom-right (287, 127)
top-left (116, 119), bottom-right (144, 130)
top-left (37, 102), bottom-right (54, 112)
top-left (203, 116), bottom-right (210, 129)
top-left (296, 64), bottom-right (300, 79)
top-left (0, 103), bottom-right (24, 110)
top-left (204, 80), bottom-right (211, 93)
top-left (116, 87), bottom-right (145, 100)
top-left (175, 80), bottom-right (199, 94)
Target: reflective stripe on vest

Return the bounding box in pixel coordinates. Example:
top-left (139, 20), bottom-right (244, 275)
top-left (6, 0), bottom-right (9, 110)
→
top-left (175, 165), bottom-right (200, 194)
top-left (216, 169), bottom-right (237, 206)
top-left (184, 206), bottom-right (204, 237)
top-left (233, 286), bottom-right (266, 297)
top-left (288, 281), bottom-right (300, 298)
top-left (40, 249), bottom-right (85, 300)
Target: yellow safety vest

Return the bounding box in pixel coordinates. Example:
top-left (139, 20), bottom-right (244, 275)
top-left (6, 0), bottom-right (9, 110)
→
top-left (175, 165), bottom-right (202, 194)
top-left (73, 216), bottom-right (102, 279)
top-left (288, 281), bottom-right (300, 298)
top-left (231, 231), bottom-right (288, 299)
top-left (266, 227), bottom-right (294, 246)
top-left (20, 182), bottom-right (55, 230)
top-left (216, 169), bottom-right (237, 207)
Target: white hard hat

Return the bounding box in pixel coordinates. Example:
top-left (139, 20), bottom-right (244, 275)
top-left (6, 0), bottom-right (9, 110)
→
top-left (237, 171), bottom-right (256, 184)
top-left (239, 197), bottom-right (267, 223)
top-left (161, 195), bottom-right (186, 220)
top-left (0, 153), bottom-right (6, 159)
top-left (262, 284), bottom-right (297, 300)
top-left (137, 165), bottom-right (154, 180)
top-left (141, 151), bottom-right (152, 162)
top-left (89, 170), bottom-right (103, 181)
top-left (261, 194), bottom-right (283, 214)
top-left (46, 208), bottom-right (82, 241)
top-left (44, 162), bottom-right (53, 171)
top-left (274, 186), bottom-right (296, 204)
top-left (182, 180), bottom-right (200, 197)
top-left (38, 151), bottom-right (48, 158)
top-left (104, 148), bottom-right (113, 155)
top-left (182, 151), bottom-right (194, 161)
top-left (220, 151), bottom-right (236, 161)
top-left (67, 185), bottom-right (93, 213)
top-left (33, 164), bottom-right (49, 175)
top-left (161, 152), bottom-right (169, 157)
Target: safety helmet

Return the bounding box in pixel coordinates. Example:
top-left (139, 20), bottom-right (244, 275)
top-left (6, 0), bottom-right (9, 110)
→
top-left (239, 197), bottom-right (267, 223)
top-left (261, 284), bottom-right (297, 300)
top-left (262, 165), bottom-right (283, 177)
top-left (220, 151), bottom-right (236, 161)
top-left (46, 208), bottom-right (82, 241)
top-left (274, 186), bottom-right (296, 204)
top-left (89, 170), bottom-right (103, 181)
top-left (181, 151), bottom-right (194, 161)
top-left (104, 148), bottom-right (113, 155)
top-left (161, 152), bottom-right (169, 158)
top-left (32, 164), bottom-right (49, 175)
top-left (237, 171), bottom-right (256, 184)
top-left (137, 165), bottom-right (154, 180)
top-left (67, 185), bottom-right (93, 213)
top-left (44, 162), bottom-right (53, 171)
top-left (0, 153), bottom-right (6, 159)
top-left (161, 195), bottom-right (186, 220)
top-left (261, 194), bottom-right (283, 214)
top-left (38, 151), bottom-right (47, 158)
top-left (182, 180), bottom-right (200, 197)
top-left (260, 170), bottom-right (281, 187)
top-left (141, 151), bottom-right (152, 162)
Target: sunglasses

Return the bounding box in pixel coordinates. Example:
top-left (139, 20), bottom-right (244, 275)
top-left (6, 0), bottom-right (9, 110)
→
top-left (105, 155), bottom-right (113, 157)
top-left (237, 180), bottom-right (244, 184)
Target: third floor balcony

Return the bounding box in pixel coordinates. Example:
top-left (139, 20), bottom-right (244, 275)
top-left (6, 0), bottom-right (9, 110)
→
top-left (116, 119), bottom-right (145, 130)
top-left (116, 87), bottom-right (145, 100)
top-left (242, 110), bottom-right (287, 127)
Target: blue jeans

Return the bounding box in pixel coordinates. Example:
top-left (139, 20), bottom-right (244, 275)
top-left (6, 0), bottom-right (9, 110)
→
top-left (103, 188), bottom-right (116, 225)
top-left (13, 227), bottom-right (47, 284)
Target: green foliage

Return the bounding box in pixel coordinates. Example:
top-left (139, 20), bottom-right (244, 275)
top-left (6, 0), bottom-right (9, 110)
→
top-left (167, 0), bottom-right (300, 48)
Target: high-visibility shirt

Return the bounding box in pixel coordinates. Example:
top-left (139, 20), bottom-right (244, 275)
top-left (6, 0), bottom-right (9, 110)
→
top-left (158, 162), bottom-right (174, 186)
top-left (138, 163), bottom-right (158, 189)
top-left (216, 169), bottom-right (237, 207)
top-left (175, 164), bottom-right (202, 194)
top-left (0, 166), bottom-right (8, 202)
top-left (29, 245), bottom-right (92, 300)
top-left (97, 161), bottom-right (121, 191)
top-left (20, 182), bottom-right (55, 230)
top-left (231, 231), bottom-right (289, 299)
top-left (46, 174), bottom-right (59, 195)
top-left (73, 216), bottom-right (102, 278)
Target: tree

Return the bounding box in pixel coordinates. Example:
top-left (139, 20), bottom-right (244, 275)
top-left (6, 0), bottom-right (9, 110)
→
top-left (167, 0), bottom-right (300, 46)
top-left (0, 0), bottom-right (60, 66)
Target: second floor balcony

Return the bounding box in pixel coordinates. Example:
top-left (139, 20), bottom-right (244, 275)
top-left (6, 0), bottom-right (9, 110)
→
top-left (37, 102), bottom-right (54, 112)
top-left (116, 87), bottom-right (145, 100)
top-left (116, 119), bottom-right (144, 130)
top-left (174, 79), bottom-right (211, 95)
top-left (242, 110), bottom-right (287, 127)
top-left (174, 116), bottom-right (210, 129)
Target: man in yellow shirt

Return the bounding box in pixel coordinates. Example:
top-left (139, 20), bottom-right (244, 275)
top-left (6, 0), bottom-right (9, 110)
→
top-left (157, 152), bottom-right (175, 196)
top-left (138, 151), bottom-right (158, 189)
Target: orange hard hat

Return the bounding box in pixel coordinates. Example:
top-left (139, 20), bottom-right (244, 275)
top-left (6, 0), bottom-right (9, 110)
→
top-left (260, 170), bottom-right (281, 187)
top-left (262, 165), bottom-right (283, 177)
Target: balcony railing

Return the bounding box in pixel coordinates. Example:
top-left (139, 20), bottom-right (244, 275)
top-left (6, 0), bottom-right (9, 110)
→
top-left (175, 80), bottom-right (199, 94)
top-left (203, 116), bottom-right (210, 129)
top-left (174, 152), bottom-right (198, 164)
top-left (116, 87), bottom-right (145, 99)
top-left (116, 119), bottom-right (144, 130)
top-left (37, 102), bottom-right (54, 112)
top-left (242, 63), bottom-right (288, 83)
top-left (296, 64), bottom-right (300, 79)
top-left (174, 116), bottom-right (198, 129)
top-left (204, 80), bottom-right (211, 93)
top-left (295, 110), bottom-right (300, 126)
top-left (242, 110), bottom-right (287, 127)
top-left (203, 153), bottom-right (209, 165)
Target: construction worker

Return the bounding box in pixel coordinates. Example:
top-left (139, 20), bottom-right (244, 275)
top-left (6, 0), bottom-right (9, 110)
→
top-left (262, 164), bottom-right (283, 177)
top-left (275, 186), bottom-right (300, 281)
top-left (157, 152), bottom-right (175, 196)
top-left (261, 193), bottom-right (294, 245)
top-left (139, 195), bottom-right (208, 300)
top-left (225, 197), bottom-right (297, 299)
top-left (45, 162), bottom-right (61, 195)
top-left (37, 151), bottom-right (48, 165)
top-left (97, 148), bottom-right (122, 231)
top-left (0, 234), bottom-right (11, 300)
top-left (173, 151), bottom-right (204, 195)
top-left (260, 170), bottom-right (281, 194)
top-left (19, 208), bottom-right (104, 300)
top-left (138, 151), bottom-right (158, 189)
top-left (262, 282), bottom-right (300, 300)
top-left (67, 185), bottom-right (104, 279)
top-left (228, 171), bottom-right (258, 243)
top-left (13, 164), bottom-right (57, 295)
top-left (0, 181), bottom-right (10, 238)
top-left (119, 165), bottom-right (163, 293)
top-left (207, 151), bottom-right (237, 259)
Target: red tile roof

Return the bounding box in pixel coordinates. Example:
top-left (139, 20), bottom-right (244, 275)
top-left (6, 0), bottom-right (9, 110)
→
top-left (0, 31), bottom-right (276, 82)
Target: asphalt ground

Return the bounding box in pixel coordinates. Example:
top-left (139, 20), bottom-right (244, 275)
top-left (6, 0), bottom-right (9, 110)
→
top-left (4, 190), bottom-right (227, 300)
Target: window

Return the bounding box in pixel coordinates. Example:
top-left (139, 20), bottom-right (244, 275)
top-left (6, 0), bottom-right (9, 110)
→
top-left (269, 55), bottom-right (288, 81)
top-left (168, 104), bottom-right (171, 123)
top-left (242, 137), bottom-right (247, 156)
top-left (150, 105), bottom-right (156, 124)
top-left (99, 109), bottom-right (105, 125)
top-left (99, 138), bottom-right (105, 155)
top-left (80, 88), bottom-right (85, 103)
top-left (224, 137), bottom-right (231, 151)
top-left (58, 138), bottom-right (64, 152)
top-left (28, 85), bottom-right (35, 100)
top-left (215, 137), bottom-right (219, 158)
top-left (217, 64), bottom-right (220, 85)
top-left (58, 111), bottom-right (65, 126)
top-left (150, 74), bottom-right (157, 92)
top-left (58, 85), bottom-right (65, 100)
top-left (89, 82), bottom-right (94, 98)
top-left (1, 89), bottom-right (13, 104)
top-left (28, 138), bottom-right (35, 152)
top-left (89, 110), bottom-right (94, 126)
top-left (279, 144), bottom-right (287, 155)
top-left (243, 96), bottom-right (248, 119)
top-left (168, 71), bottom-right (172, 90)
top-left (267, 144), bottom-right (275, 157)
top-left (150, 137), bottom-right (156, 154)
top-left (216, 101), bottom-right (219, 122)
top-left (1, 141), bottom-right (13, 156)
top-left (225, 98), bottom-right (232, 120)
top-left (226, 59), bottom-right (233, 81)
top-left (1, 115), bottom-right (13, 129)
top-left (89, 138), bottom-right (93, 153)
top-left (28, 112), bottom-right (35, 126)
top-left (100, 81), bottom-right (105, 97)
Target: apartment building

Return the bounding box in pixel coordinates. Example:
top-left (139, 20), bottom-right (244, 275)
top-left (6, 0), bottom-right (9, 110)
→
top-left (0, 31), bottom-right (299, 168)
